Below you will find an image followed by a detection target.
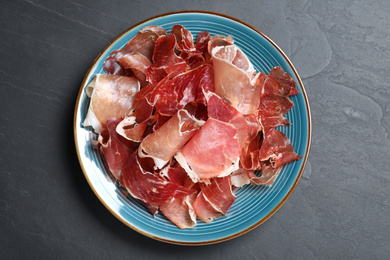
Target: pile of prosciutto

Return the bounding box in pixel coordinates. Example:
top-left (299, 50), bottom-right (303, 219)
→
top-left (83, 25), bottom-right (302, 229)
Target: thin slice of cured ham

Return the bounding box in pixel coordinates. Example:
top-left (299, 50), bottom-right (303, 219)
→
top-left (83, 74), bottom-right (140, 133)
top-left (239, 131), bottom-right (262, 171)
top-left (211, 43), bottom-right (261, 114)
top-left (139, 109), bottom-right (204, 169)
top-left (116, 116), bottom-right (149, 142)
top-left (258, 67), bottom-right (298, 133)
top-left (150, 64), bottom-right (214, 116)
top-left (263, 67), bottom-right (299, 97)
top-left (119, 52), bottom-right (152, 87)
top-left (146, 33), bottom-right (188, 84)
top-left (104, 25), bottom-right (167, 76)
top-left (122, 153), bottom-right (195, 206)
top-left (98, 118), bottom-right (137, 181)
top-left (193, 176), bottom-right (235, 223)
top-left (231, 167), bottom-right (279, 187)
top-left (175, 118), bottom-right (241, 182)
top-left (259, 129), bottom-right (302, 168)
top-left (207, 92), bottom-right (248, 148)
top-left (160, 165), bottom-right (199, 229)
top-left (159, 194), bottom-right (197, 229)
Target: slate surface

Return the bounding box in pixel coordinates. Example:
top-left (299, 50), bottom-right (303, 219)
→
top-left (1, 0), bottom-right (389, 259)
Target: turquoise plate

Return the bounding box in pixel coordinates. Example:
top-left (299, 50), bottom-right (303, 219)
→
top-left (74, 11), bottom-right (311, 245)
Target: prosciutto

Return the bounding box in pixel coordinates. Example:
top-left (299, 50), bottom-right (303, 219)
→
top-left (258, 67), bottom-right (299, 133)
top-left (175, 118), bottom-right (241, 182)
top-left (83, 24), bottom-right (303, 229)
top-left (210, 37), bottom-right (261, 114)
top-left (104, 25), bottom-right (167, 76)
top-left (260, 129), bottom-right (302, 168)
top-left (193, 176), bottom-right (235, 223)
top-left (207, 92), bottom-right (248, 148)
top-left (98, 118), bottom-right (137, 180)
top-left (139, 109), bottom-right (204, 169)
top-left (83, 74), bottom-right (140, 133)
top-left (122, 153), bottom-right (195, 206)
top-left (150, 64), bottom-right (214, 116)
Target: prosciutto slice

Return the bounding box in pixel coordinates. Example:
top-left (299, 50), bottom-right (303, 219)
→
top-left (193, 176), bottom-right (235, 223)
top-left (122, 153), bottom-right (195, 206)
top-left (211, 41), bottom-right (261, 114)
top-left (150, 64), bottom-right (214, 116)
top-left (83, 74), bottom-right (140, 133)
top-left (260, 129), bottom-right (302, 168)
top-left (146, 33), bottom-right (188, 84)
top-left (139, 109), bottom-right (204, 169)
top-left (207, 92), bottom-right (248, 148)
top-left (119, 53), bottom-right (152, 87)
top-left (98, 118), bottom-right (137, 180)
top-left (104, 25), bottom-right (167, 76)
top-left (159, 164), bottom-right (198, 229)
top-left (258, 67), bottom-right (299, 133)
top-left (175, 118), bottom-right (241, 182)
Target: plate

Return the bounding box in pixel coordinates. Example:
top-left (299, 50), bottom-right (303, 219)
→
top-left (74, 11), bottom-right (311, 245)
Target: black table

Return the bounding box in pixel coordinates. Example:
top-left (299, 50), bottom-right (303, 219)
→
top-left (1, 1), bottom-right (389, 259)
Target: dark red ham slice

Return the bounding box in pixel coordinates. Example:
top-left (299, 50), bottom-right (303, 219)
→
top-left (258, 67), bottom-right (299, 133)
top-left (150, 64), bottom-right (214, 116)
top-left (146, 33), bottom-right (188, 84)
top-left (260, 129), bottom-right (302, 168)
top-left (119, 53), bottom-right (152, 87)
top-left (98, 118), bottom-right (138, 181)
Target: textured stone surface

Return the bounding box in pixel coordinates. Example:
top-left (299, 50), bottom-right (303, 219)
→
top-left (1, 0), bottom-right (389, 259)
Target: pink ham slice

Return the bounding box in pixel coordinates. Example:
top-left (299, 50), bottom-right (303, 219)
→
top-left (175, 118), bottom-right (241, 182)
top-left (160, 194), bottom-right (197, 229)
top-left (122, 153), bottom-right (195, 207)
top-left (211, 42), bottom-right (261, 114)
top-left (104, 25), bottom-right (167, 76)
top-left (193, 176), bottom-right (235, 223)
top-left (207, 92), bottom-right (248, 149)
top-left (139, 109), bottom-right (203, 169)
top-left (98, 118), bottom-right (138, 181)
top-left (83, 74), bottom-right (140, 133)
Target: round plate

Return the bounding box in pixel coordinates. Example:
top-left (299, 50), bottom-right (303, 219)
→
top-left (74, 11), bottom-right (311, 245)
